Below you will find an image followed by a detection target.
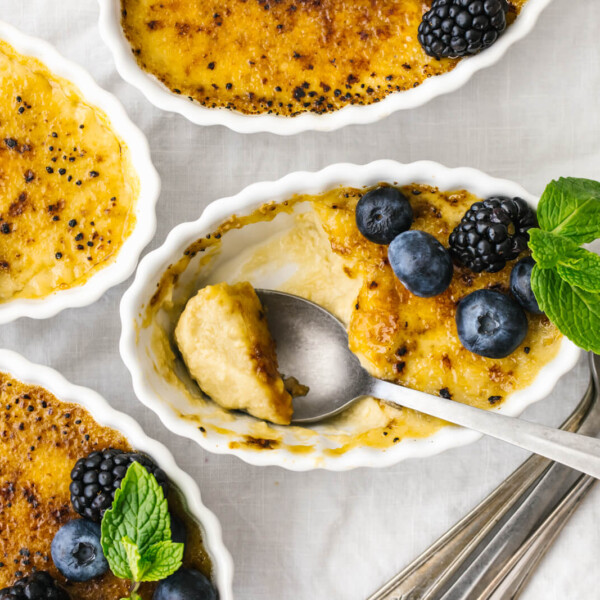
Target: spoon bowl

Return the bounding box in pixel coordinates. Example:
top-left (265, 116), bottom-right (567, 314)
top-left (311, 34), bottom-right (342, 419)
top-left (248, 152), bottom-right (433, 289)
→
top-left (257, 290), bottom-right (370, 423)
top-left (257, 289), bottom-right (600, 479)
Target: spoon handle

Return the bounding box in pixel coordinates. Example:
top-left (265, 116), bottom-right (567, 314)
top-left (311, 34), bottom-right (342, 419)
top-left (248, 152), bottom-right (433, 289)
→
top-left (369, 378), bottom-right (600, 479)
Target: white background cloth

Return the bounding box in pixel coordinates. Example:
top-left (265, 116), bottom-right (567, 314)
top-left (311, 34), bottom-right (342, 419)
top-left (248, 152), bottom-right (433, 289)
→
top-left (1, 1), bottom-right (599, 598)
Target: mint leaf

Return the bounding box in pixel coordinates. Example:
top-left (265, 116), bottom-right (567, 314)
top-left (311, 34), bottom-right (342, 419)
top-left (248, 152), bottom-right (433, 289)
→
top-left (531, 266), bottom-right (600, 353)
top-left (529, 229), bottom-right (600, 292)
top-left (528, 228), bottom-right (573, 268)
top-left (121, 537), bottom-right (150, 582)
top-left (538, 178), bottom-right (600, 244)
top-left (101, 462), bottom-right (174, 584)
top-left (556, 253), bottom-right (600, 293)
top-left (139, 541), bottom-right (184, 582)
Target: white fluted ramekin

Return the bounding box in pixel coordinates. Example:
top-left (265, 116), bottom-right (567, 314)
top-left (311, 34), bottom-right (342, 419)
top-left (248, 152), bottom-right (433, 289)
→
top-left (0, 20), bottom-right (159, 324)
top-left (120, 160), bottom-right (579, 471)
top-left (99, 0), bottom-right (552, 135)
top-left (0, 348), bottom-right (233, 598)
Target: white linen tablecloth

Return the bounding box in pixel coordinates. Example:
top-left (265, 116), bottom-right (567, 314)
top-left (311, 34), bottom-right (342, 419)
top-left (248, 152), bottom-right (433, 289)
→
top-left (1, 1), bottom-right (599, 598)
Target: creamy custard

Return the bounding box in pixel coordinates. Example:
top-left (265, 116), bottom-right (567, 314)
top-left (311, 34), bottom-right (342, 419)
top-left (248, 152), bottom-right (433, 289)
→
top-left (176, 281), bottom-right (293, 424)
top-left (0, 373), bottom-right (213, 599)
top-left (145, 185), bottom-right (561, 454)
top-left (0, 41), bottom-right (138, 302)
top-left (121, 0), bottom-right (526, 117)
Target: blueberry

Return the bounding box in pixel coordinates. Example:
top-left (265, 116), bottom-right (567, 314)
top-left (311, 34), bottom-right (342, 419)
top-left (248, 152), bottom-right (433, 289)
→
top-left (51, 519), bottom-right (108, 582)
top-left (153, 568), bottom-right (217, 600)
top-left (510, 257), bottom-right (542, 314)
top-left (355, 186), bottom-right (413, 245)
top-left (170, 513), bottom-right (188, 545)
top-left (388, 230), bottom-right (453, 297)
top-left (456, 289), bottom-right (528, 358)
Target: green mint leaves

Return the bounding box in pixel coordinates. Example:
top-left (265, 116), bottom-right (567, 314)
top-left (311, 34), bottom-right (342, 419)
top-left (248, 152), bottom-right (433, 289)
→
top-left (528, 178), bottom-right (600, 352)
top-left (537, 177), bottom-right (600, 244)
top-left (101, 461), bottom-right (184, 598)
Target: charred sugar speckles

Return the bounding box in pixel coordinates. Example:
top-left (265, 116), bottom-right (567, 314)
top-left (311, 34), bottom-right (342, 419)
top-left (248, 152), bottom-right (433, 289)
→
top-left (293, 86), bottom-right (306, 100)
top-left (488, 395), bottom-right (502, 405)
top-left (439, 387), bottom-right (452, 399)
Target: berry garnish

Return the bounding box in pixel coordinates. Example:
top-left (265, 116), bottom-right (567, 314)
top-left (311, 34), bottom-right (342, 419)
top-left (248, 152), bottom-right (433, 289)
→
top-left (388, 230), bottom-right (453, 297)
top-left (51, 519), bottom-right (108, 582)
top-left (510, 257), bottom-right (542, 314)
top-left (0, 571), bottom-right (70, 600)
top-left (449, 196), bottom-right (537, 273)
top-left (456, 289), bottom-right (528, 358)
top-left (153, 568), bottom-right (217, 600)
top-left (70, 448), bottom-right (169, 522)
top-left (355, 186), bottom-right (413, 245)
top-left (418, 0), bottom-right (509, 59)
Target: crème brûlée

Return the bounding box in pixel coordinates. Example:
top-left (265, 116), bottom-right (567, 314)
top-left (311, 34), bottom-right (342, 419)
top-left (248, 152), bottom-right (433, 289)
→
top-left (153, 184), bottom-right (562, 453)
top-left (175, 281), bottom-right (293, 425)
top-left (0, 40), bottom-right (139, 303)
top-left (120, 0), bottom-right (527, 117)
top-left (0, 373), bottom-right (213, 600)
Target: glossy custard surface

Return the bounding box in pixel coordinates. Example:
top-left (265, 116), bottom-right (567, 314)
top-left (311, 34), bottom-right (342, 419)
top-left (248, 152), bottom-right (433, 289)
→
top-left (121, 0), bottom-right (526, 117)
top-left (0, 373), bottom-right (212, 599)
top-left (0, 41), bottom-right (138, 302)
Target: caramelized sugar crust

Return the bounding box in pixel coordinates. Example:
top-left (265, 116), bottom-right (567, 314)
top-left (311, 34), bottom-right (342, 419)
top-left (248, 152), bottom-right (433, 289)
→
top-left (121, 0), bottom-right (526, 116)
top-left (0, 373), bottom-right (211, 599)
top-left (312, 185), bottom-right (561, 410)
top-left (0, 41), bottom-right (138, 303)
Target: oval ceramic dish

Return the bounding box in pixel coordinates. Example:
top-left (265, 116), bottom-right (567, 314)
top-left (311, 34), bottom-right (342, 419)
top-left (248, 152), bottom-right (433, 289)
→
top-left (99, 0), bottom-right (553, 135)
top-left (120, 160), bottom-right (580, 471)
top-left (0, 348), bottom-right (233, 598)
top-left (0, 20), bottom-right (159, 324)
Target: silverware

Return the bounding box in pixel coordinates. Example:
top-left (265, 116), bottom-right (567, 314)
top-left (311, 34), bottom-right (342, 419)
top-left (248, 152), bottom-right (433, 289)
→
top-left (257, 289), bottom-right (600, 479)
top-left (367, 353), bottom-right (600, 600)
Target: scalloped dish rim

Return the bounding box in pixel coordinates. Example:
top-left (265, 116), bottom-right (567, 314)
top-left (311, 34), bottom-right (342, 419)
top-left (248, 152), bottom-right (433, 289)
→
top-left (0, 348), bottom-right (234, 598)
top-left (0, 19), bottom-right (160, 324)
top-left (98, 0), bottom-right (554, 135)
top-left (119, 160), bottom-right (580, 471)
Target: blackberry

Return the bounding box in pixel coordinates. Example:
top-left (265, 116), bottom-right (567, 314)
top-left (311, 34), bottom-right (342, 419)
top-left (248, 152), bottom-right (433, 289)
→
top-left (449, 196), bottom-right (537, 273)
top-left (0, 571), bottom-right (70, 600)
top-left (418, 0), bottom-right (509, 59)
top-left (70, 448), bottom-right (169, 522)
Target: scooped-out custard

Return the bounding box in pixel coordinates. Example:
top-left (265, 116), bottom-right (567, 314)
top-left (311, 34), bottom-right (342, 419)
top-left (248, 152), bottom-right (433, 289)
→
top-left (120, 0), bottom-right (527, 117)
top-left (0, 40), bottom-right (139, 303)
top-left (147, 184), bottom-right (562, 453)
top-left (175, 282), bottom-right (293, 425)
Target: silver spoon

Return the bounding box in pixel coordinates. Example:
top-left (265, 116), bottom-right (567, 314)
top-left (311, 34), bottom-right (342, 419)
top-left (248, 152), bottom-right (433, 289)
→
top-left (257, 289), bottom-right (600, 480)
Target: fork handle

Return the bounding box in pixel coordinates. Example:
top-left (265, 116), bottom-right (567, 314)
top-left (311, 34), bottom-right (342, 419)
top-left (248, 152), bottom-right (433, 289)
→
top-left (369, 378), bottom-right (600, 480)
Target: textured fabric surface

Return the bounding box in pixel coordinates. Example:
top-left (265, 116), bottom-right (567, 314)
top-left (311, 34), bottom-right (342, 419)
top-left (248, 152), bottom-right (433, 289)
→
top-left (1, 1), bottom-right (599, 598)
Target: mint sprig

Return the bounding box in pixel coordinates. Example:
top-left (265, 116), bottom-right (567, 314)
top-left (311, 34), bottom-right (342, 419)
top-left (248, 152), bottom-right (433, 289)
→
top-left (528, 177), bottom-right (600, 353)
top-left (537, 177), bottom-right (600, 244)
top-left (101, 461), bottom-right (184, 599)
